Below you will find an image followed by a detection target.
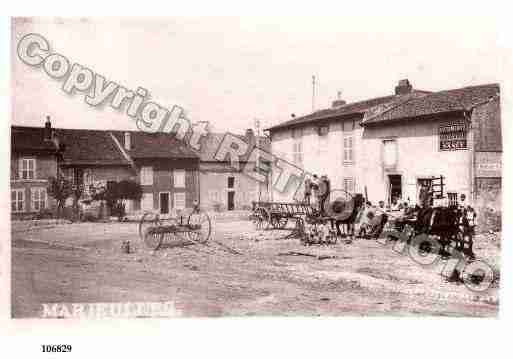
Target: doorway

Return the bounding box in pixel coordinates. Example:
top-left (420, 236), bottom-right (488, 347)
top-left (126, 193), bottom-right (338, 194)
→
top-left (388, 174), bottom-right (402, 204)
top-left (227, 176), bottom-right (235, 211)
top-left (227, 191), bottom-right (235, 211)
top-left (159, 192), bottom-right (169, 214)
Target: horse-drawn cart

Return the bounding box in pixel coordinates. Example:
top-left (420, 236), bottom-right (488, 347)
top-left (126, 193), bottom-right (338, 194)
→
top-left (250, 191), bottom-right (364, 245)
top-left (138, 208), bottom-right (212, 250)
top-left (250, 201), bottom-right (315, 230)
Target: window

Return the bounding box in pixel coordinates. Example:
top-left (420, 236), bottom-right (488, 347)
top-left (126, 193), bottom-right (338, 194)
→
top-left (209, 190), bottom-right (220, 203)
top-left (383, 139), bottom-right (397, 168)
top-left (448, 192), bottom-right (458, 207)
top-left (343, 135), bottom-right (354, 163)
top-left (19, 158), bottom-right (35, 180)
top-left (140, 166), bottom-right (153, 185)
top-left (174, 192), bottom-right (186, 210)
top-left (31, 188), bottom-right (47, 211)
top-left (83, 169), bottom-right (94, 196)
top-left (124, 132), bottom-right (131, 150)
top-left (291, 128), bottom-right (303, 165)
top-left (141, 193), bottom-right (153, 210)
top-left (11, 189), bottom-right (24, 213)
top-left (319, 126), bottom-right (329, 156)
top-left (343, 178), bottom-right (355, 194)
top-left (174, 170), bottom-right (186, 188)
top-left (228, 176), bottom-right (235, 189)
top-left (318, 125), bottom-right (329, 136)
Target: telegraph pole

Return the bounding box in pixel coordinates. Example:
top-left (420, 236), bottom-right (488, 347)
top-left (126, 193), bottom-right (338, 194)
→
top-left (254, 118), bottom-right (262, 202)
top-left (312, 75), bottom-right (316, 112)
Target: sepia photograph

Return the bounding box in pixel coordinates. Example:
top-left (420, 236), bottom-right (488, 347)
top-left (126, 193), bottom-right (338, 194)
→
top-left (8, 16), bottom-right (504, 323)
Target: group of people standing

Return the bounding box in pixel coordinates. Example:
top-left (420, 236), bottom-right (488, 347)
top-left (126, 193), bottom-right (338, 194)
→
top-left (303, 174), bottom-right (331, 213)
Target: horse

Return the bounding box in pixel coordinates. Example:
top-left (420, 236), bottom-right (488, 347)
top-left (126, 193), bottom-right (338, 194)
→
top-left (413, 205), bottom-right (475, 259)
top-left (327, 193), bottom-right (366, 238)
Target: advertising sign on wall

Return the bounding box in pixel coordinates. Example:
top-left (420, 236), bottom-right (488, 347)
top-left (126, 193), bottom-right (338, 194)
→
top-left (475, 152), bottom-right (502, 178)
top-left (439, 122), bottom-right (468, 151)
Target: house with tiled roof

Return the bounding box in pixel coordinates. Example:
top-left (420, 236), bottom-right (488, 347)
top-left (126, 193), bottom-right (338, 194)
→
top-left (10, 118), bottom-right (64, 218)
top-left (359, 82), bottom-right (500, 212)
top-left (267, 80), bottom-right (502, 222)
top-left (11, 118), bottom-right (200, 218)
top-left (266, 80), bottom-right (430, 202)
top-left (195, 129), bottom-right (271, 211)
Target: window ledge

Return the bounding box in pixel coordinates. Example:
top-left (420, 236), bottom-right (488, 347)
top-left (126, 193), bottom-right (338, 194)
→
top-left (11, 179), bottom-right (46, 183)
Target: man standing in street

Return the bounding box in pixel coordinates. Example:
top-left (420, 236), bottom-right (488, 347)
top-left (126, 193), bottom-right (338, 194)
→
top-left (319, 175), bottom-right (331, 214)
top-left (304, 178), bottom-right (312, 205)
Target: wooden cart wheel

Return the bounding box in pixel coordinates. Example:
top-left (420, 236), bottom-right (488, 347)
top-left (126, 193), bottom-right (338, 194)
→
top-left (139, 212), bottom-right (164, 250)
top-left (251, 208), bottom-right (261, 229)
top-left (262, 207), bottom-right (273, 230)
top-left (139, 212), bottom-right (162, 240)
top-left (187, 209), bottom-right (212, 243)
top-left (253, 207), bottom-right (268, 230)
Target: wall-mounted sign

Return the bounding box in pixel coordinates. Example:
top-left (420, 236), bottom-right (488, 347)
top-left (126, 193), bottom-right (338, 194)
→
top-left (439, 122), bottom-right (468, 151)
top-left (475, 152), bottom-right (502, 178)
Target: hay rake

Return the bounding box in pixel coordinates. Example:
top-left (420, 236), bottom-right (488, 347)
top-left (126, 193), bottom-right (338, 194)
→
top-left (138, 208), bottom-right (212, 250)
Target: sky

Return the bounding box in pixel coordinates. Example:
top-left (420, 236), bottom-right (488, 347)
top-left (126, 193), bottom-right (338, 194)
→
top-left (11, 17), bottom-right (506, 134)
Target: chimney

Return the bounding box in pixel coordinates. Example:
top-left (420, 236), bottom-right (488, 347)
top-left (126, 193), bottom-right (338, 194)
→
top-left (43, 115), bottom-right (52, 141)
top-left (124, 132), bottom-right (131, 151)
top-left (331, 91), bottom-right (346, 108)
top-left (395, 79), bottom-right (413, 95)
top-left (332, 99), bottom-right (347, 108)
top-left (245, 128), bottom-right (256, 147)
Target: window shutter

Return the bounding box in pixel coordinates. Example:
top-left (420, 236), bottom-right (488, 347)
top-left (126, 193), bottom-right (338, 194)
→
top-left (383, 140), bottom-right (397, 168)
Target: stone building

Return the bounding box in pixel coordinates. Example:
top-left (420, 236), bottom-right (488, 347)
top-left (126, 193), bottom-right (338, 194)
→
top-left (11, 119), bottom-right (200, 218)
top-left (267, 80), bottom-right (501, 223)
top-left (10, 118), bottom-right (64, 219)
top-left (11, 118), bottom-right (270, 218)
top-left (196, 129), bottom-right (270, 211)
top-left (266, 80), bottom-right (431, 202)
top-left (360, 82), bottom-right (500, 207)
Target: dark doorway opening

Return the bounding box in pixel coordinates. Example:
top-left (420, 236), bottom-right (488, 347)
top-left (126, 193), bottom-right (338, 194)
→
top-left (227, 191), bottom-right (235, 211)
top-left (388, 174), bottom-right (402, 204)
top-left (160, 193), bottom-right (169, 214)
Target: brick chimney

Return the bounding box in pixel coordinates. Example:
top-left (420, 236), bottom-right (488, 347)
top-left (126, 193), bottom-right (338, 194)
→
top-left (395, 79), bottom-right (413, 95)
top-left (44, 115), bottom-right (52, 141)
top-left (332, 99), bottom-right (347, 108)
top-left (332, 91), bottom-right (347, 108)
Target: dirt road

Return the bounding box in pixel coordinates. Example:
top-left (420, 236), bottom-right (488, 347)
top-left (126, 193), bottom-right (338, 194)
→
top-left (11, 219), bottom-right (500, 317)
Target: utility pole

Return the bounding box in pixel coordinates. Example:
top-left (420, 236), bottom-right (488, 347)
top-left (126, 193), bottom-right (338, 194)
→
top-left (254, 118), bottom-right (262, 202)
top-left (312, 75), bottom-right (316, 112)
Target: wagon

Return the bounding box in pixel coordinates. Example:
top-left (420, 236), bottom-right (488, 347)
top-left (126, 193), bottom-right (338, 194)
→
top-left (138, 207), bottom-right (212, 250)
top-left (250, 201), bottom-right (315, 230)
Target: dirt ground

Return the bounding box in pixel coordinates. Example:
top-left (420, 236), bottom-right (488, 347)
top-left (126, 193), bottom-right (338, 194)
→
top-left (11, 218), bottom-right (501, 318)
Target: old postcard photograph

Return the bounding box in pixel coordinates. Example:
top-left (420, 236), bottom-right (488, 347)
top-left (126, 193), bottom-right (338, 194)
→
top-left (7, 16), bottom-right (504, 323)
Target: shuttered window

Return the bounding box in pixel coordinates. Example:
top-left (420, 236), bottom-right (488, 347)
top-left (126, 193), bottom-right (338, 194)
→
top-left (11, 189), bottom-right (25, 212)
top-left (174, 192), bottom-right (186, 210)
top-left (291, 128), bottom-right (303, 165)
top-left (343, 178), bottom-right (355, 194)
top-left (174, 170), bottom-right (186, 188)
top-left (19, 158), bottom-right (36, 180)
top-left (31, 188), bottom-right (47, 211)
top-left (343, 135), bottom-right (353, 163)
top-left (383, 139), bottom-right (397, 168)
top-left (140, 166), bottom-right (153, 185)
top-left (141, 193), bottom-right (153, 210)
